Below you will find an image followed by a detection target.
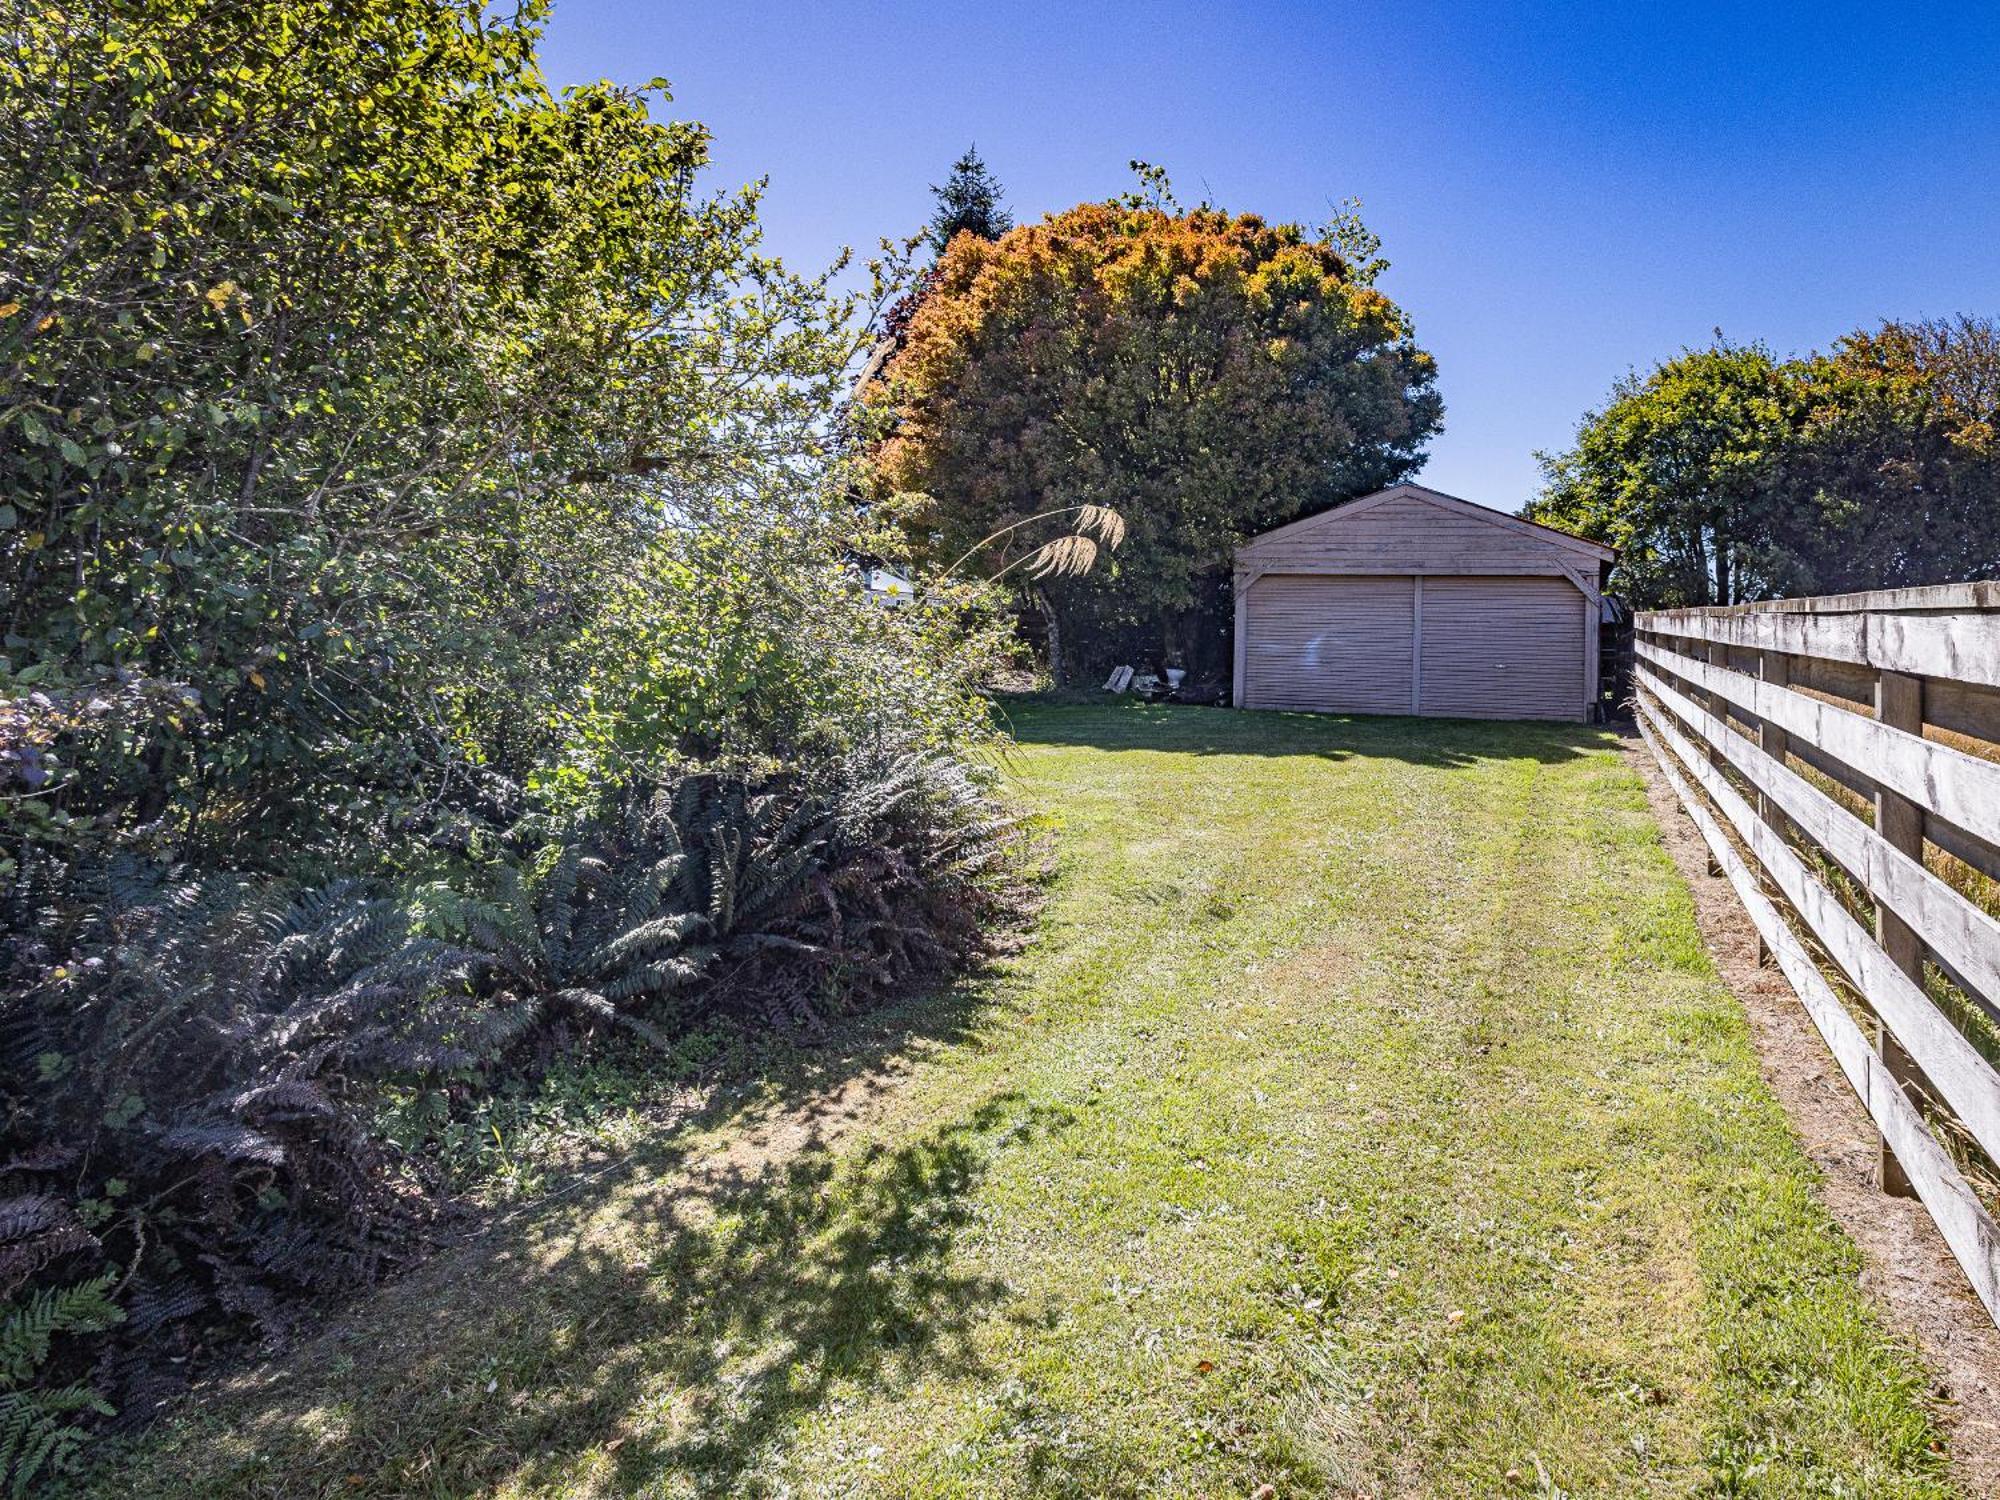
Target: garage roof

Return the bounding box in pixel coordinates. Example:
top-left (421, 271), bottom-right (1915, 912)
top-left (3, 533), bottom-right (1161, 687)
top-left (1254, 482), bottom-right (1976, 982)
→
top-left (1238, 483), bottom-right (1616, 562)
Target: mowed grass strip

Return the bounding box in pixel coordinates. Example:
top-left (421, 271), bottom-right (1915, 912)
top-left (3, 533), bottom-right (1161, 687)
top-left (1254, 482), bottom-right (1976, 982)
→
top-left (96, 703), bottom-right (1954, 1498)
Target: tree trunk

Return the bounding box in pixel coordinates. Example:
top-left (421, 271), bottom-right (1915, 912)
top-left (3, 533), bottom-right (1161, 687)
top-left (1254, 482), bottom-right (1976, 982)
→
top-left (1034, 587), bottom-right (1066, 686)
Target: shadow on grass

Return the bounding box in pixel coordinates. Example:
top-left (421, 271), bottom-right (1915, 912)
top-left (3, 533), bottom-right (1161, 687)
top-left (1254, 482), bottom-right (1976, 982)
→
top-left (116, 1076), bottom-right (1071, 1498)
top-left (87, 955), bottom-right (1082, 1499)
top-left (996, 697), bottom-right (1617, 768)
top-left (534, 1094), bottom-right (1068, 1498)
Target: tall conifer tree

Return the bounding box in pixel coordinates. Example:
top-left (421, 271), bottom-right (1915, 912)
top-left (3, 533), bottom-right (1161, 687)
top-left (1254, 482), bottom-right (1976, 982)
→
top-left (926, 146), bottom-right (1013, 254)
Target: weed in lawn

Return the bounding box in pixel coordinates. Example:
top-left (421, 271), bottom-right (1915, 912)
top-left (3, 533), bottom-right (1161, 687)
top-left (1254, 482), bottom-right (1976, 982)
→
top-left (376, 1031), bottom-right (731, 1201)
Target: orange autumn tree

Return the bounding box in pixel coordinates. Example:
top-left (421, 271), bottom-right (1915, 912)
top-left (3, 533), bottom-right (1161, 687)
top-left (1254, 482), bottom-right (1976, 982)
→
top-left (863, 174), bottom-right (1442, 681)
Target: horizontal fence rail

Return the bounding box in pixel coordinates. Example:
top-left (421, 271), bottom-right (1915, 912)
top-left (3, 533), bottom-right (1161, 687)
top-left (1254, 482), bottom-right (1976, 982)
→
top-left (1634, 583), bottom-right (2000, 1325)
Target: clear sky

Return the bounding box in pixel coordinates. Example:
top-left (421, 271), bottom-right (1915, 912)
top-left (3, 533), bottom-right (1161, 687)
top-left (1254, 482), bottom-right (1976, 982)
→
top-left (537, 1), bottom-right (2000, 514)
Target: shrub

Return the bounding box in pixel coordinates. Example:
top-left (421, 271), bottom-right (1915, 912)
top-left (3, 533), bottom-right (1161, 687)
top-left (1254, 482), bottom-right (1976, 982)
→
top-left (0, 0), bottom-right (1026, 1484)
top-left (0, 0), bottom-right (864, 875)
top-left (2, 868), bottom-right (482, 1432)
top-left (0, 753), bottom-right (1030, 1475)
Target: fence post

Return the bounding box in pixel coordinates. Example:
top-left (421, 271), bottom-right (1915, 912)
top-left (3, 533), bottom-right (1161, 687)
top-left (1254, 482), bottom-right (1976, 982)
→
top-left (1873, 668), bottom-right (1926, 1199)
top-left (1755, 652), bottom-right (1791, 967)
top-left (1703, 640), bottom-right (1729, 877)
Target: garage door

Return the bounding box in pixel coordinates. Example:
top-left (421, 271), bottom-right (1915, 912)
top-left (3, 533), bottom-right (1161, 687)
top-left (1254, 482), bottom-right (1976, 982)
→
top-left (1419, 575), bottom-right (1582, 719)
top-left (1241, 574), bottom-right (1414, 713)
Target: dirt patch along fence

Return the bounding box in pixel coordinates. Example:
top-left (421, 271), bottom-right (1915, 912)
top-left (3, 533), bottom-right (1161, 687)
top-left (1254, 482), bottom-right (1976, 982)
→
top-left (1634, 582), bottom-right (2000, 1325)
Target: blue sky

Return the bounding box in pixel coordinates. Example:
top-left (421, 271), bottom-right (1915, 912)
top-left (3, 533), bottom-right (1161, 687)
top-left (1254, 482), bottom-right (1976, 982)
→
top-left (538, 1), bottom-right (2000, 513)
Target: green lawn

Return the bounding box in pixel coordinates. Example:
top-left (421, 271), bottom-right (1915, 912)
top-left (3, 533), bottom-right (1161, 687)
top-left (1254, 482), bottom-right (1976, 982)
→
top-left (96, 703), bottom-right (1956, 1498)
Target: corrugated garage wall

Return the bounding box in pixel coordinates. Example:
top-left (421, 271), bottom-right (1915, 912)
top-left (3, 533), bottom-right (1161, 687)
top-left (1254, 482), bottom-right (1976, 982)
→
top-left (1240, 573), bottom-right (1585, 720)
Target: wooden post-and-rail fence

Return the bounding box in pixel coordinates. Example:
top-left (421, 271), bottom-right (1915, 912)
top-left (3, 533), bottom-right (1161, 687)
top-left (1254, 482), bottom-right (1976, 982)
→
top-left (1634, 583), bottom-right (2000, 1325)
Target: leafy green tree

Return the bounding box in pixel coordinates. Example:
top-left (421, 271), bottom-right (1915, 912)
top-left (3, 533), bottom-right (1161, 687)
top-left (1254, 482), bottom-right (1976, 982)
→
top-left (1795, 316), bottom-right (2000, 588)
top-left (1838, 315), bottom-right (2000, 441)
top-left (1764, 360), bottom-right (1992, 593)
top-left (0, 0), bottom-right (859, 866)
top-left (865, 179), bottom-right (1441, 679)
top-left (925, 146), bottom-right (1013, 255)
top-left (1526, 344), bottom-right (1801, 607)
top-left (1529, 326), bottom-right (2000, 607)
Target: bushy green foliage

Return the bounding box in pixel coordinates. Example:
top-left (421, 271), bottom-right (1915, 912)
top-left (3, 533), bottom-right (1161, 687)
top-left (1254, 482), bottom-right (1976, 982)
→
top-left (531, 489), bottom-right (1013, 802)
top-left (2, 753), bottom-right (1029, 1478)
top-left (0, 0), bottom-right (863, 868)
top-left (0, 0), bottom-right (1027, 1483)
top-left (0, 1277), bottom-right (121, 1389)
top-left (1528, 319), bottom-right (2000, 606)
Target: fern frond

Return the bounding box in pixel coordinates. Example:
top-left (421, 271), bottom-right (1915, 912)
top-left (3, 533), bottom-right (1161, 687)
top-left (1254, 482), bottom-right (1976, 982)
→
top-left (153, 1122), bottom-right (286, 1168)
top-left (0, 1277), bottom-right (121, 1388)
top-left (0, 1382), bottom-right (115, 1496)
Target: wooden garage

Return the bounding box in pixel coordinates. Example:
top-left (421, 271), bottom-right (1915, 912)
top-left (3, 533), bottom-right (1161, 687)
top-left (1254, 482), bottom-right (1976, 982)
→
top-left (1231, 484), bottom-right (1615, 721)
